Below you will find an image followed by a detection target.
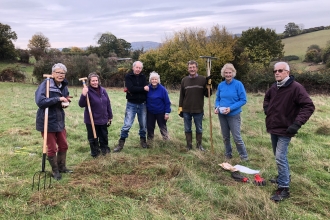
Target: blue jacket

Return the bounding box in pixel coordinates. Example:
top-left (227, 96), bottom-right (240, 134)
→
top-left (78, 86), bottom-right (113, 125)
top-left (35, 78), bottom-right (69, 132)
top-left (147, 84), bottom-right (171, 114)
top-left (214, 79), bottom-right (247, 116)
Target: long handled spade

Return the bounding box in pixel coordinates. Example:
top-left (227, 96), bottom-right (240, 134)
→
top-left (32, 74), bottom-right (53, 190)
top-left (79, 77), bottom-right (99, 153)
top-left (200, 56), bottom-right (217, 153)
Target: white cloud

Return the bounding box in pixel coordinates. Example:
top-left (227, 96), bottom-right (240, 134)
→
top-left (0, 0), bottom-right (329, 49)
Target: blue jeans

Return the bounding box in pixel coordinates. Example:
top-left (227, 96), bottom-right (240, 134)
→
top-left (120, 102), bottom-right (147, 139)
top-left (183, 112), bottom-right (203, 133)
top-left (271, 134), bottom-right (291, 188)
top-left (218, 113), bottom-right (248, 160)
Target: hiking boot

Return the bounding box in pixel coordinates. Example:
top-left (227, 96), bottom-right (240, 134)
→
top-left (270, 188), bottom-right (290, 202)
top-left (225, 155), bottom-right (233, 160)
top-left (113, 139), bottom-right (125, 153)
top-left (140, 137), bottom-right (148, 148)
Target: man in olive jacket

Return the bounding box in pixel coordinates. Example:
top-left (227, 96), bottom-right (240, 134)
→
top-left (263, 61), bottom-right (315, 202)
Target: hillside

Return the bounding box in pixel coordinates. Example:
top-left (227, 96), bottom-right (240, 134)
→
top-left (282, 29), bottom-right (330, 59)
top-left (130, 41), bottom-right (161, 50)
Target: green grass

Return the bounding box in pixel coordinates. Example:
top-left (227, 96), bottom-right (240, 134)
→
top-left (0, 82), bottom-right (329, 219)
top-left (282, 29), bottom-right (330, 59)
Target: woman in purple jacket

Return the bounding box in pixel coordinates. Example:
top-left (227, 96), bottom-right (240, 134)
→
top-left (79, 73), bottom-right (113, 157)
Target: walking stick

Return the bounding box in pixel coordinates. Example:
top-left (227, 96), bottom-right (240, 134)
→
top-left (79, 77), bottom-right (98, 148)
top-left (200, 56), bottom-right (217, 153)
top-left (32, 74), bottom-right (53, 190)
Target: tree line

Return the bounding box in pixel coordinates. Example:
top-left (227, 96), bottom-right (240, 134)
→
top-left (1, 22), bottom-right (330, 93)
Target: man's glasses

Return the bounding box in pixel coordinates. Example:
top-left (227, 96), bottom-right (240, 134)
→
top-left (54, 71), bottom-right (66, 75)
top-left (273, 69), bottom-right (287, 73)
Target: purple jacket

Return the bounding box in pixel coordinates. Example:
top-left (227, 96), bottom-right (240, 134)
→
top-left (263, 75), bottom-right (315, 137)
top-left (78, 86), bottom-right (113, 125)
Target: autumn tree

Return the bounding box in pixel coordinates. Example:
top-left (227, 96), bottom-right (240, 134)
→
top-left (0, 23), bottom-right (18, 60)
top-left (238, 27), bottom-right (284, 67)
top-left (70, 46), bottom-right (84, 53)
top-left (28, 32), bottom-right (51, 60)
top-left (140, 25), bottom-right (236, 86)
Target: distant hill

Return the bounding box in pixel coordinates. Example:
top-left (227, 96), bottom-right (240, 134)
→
top-left (282, 29), bottom-right (330, 59)
top-left (130, 41), bottom-right (161, 51)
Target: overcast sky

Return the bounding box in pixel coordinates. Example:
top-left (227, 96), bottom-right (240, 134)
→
top-left (1, 0), bottom-right (329, 49)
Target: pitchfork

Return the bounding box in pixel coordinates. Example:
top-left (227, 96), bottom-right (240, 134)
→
top-left (32, 74), bottom-right (53, 190)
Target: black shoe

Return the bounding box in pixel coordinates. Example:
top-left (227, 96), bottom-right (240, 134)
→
top-left (270, 188), bottom-right (290, 202)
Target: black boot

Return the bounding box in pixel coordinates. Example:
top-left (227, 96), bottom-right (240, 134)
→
top-left (89, 138), bottom-right (100, 158)
top-left (48, 156), bottom-right (62, 180)
top-left (113, 139), bottom-right (125, 153)
top-left (140, 137), bottom-right (148, 148)
top-left (57, 151), bottom-right (73, 173)
top-left (185, 132), bottom-right (193, 150)
top-left (100, 145), bottom-right (111, 155)
top-left (196, 133), bottom-right (205, 151)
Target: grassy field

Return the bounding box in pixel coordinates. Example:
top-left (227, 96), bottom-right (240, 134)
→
top-left (282, 29), bottom-right (330, 59)
top-left (0, 81), bottom-right (329, 219)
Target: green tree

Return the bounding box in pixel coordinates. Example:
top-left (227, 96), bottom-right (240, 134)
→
top-left (238, 27), bottom-right (284, 67)
top-left (62, 48), bottom-right (71, 53)
top-left (284, 22), bottom-right (301, 37)
top-left (97, 32), bottom-right (131, 58)
top-left (0, 23), bottom-right (18, 60)
top-left (28, 32), bottom-right (51, 61)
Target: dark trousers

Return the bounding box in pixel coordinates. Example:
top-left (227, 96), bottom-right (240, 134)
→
top-left (86, 123), bottom-right (110, 153)
top-left (147, 111), bottom-right (168, 140)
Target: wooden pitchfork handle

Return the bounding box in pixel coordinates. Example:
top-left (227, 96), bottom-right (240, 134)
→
top-left (79, 77), bottom-right (97, 139)
top-left (200, 56), bottom-right (217, 153)
top-left (42, 74), bottom-right (52, 171)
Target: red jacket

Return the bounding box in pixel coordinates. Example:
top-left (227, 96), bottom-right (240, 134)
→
top-left (263, 75), bottom-right (315, 137)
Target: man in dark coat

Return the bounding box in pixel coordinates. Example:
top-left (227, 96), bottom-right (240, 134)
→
top-left (263, 61), bottom-right (315, 202)
top-left (113, 61), bottom-right (149, 152)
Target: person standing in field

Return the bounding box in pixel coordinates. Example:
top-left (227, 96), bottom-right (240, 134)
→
top-left (113, 61), bottom-right (149, 152)
top-left (35, 63), bottom-right (72, 180)
top-left (146, 71), bottom-right (171, 141)
top-left (214, 63), bottom-right (248, 161)
top-left (178, 60), bottom-right (212, 151)
top-left (78, 72), bottom-right (113, 157)
top-left (263, 61), bottom-right (315, 202)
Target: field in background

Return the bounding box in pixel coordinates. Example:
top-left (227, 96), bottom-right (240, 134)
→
top-left (0, 82), bottom-right (329, 219)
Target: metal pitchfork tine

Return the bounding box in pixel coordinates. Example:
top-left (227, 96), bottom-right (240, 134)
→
top-left (200, 55), bottom-right (217, 153)
top-left (32, 74), bottom-right (53, 190)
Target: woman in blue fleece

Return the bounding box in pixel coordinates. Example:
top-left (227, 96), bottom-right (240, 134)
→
top-left (214, 63), bottom-right (248, 161)
top-left (146, 71), bottom-right (171, 141)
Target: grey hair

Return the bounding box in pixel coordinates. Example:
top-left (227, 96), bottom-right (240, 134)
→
top-left (221, 63), bottom-right (236, 78)
top-left (88, 72), bottom-right (101, 86)
top-left (52, 63), bottom-right (67, 73)
top-left (133, 61), bottom-right (143, 69)
top-left (187, 60), bottom-right (198, 67)
top-left (274, 62), bottom-right (290, 71)
top-left (149, 71), bottom-right (160, 84)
